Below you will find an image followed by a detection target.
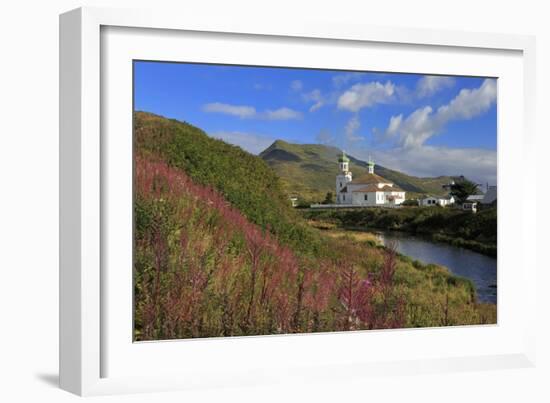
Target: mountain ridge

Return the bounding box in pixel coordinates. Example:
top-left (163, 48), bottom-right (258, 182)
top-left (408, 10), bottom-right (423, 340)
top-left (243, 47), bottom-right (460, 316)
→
top-left (260, 139), bottom-right (457, 202)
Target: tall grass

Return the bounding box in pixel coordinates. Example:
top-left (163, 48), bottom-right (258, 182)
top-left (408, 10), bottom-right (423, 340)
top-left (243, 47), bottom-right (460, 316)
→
top-left (134, 155), bottom-right (408, 340)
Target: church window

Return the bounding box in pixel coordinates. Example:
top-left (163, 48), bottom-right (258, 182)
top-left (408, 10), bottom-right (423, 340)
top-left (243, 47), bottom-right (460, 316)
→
top-left (364, 194), bottom-right (368, 201)
top-left (343, 194), bottom-right (346, 201)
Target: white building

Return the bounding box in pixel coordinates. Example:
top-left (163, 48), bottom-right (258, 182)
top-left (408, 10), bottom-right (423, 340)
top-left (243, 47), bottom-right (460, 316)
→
top-left (466, 194), bottom-right (485, 203)
top-left (464, 186), bottom-right (497, 204)
top-left (462, 201), bottom-right (478, 213)
top-left (335, 152), bottom-right (406, 206)
top-left (420, 195), bottom-right (455, 207)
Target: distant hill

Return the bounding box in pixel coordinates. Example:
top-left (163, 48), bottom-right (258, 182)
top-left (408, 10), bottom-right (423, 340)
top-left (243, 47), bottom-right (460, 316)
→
top-left (259, 140), bottom-right (457, 202)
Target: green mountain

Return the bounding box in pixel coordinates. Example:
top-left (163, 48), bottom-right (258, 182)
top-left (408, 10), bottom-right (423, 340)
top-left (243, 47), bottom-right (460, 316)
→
top-left (259, 140), bottom-right (456, 202)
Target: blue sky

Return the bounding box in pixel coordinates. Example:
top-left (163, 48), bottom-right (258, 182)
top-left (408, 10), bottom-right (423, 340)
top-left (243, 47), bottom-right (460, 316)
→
top-left (134, 61), bottom-right (497, 185)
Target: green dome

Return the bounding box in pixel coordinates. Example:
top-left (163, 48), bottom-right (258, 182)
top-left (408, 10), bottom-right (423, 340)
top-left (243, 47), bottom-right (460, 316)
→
top-left (338, 152), bottom-right (350, 163)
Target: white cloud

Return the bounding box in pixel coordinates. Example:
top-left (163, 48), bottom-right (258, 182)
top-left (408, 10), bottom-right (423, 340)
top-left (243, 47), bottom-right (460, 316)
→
top-left (379, 79), bottom-right (497, 149)
top-left (332, 72), bottom-right (366, 87)
top-left (339, 79), bottom-right (497, 185)
top-left (361, 145), bottom-right (497, 186)
top-left (291, 80), bottom-right (303, 91)
top-left (203, 102), bottom-right (256, 119)
top-left (309, 102), bottom-right (324, 112)
top-left (417, 76), bottom-right (456, 98)
top-left (436, 78), bottom-right (497, 121)
top-left (316, 129), bottom-right (334, 145)
top-left (345, 115), bottom-right (364, 142)
top-left (203, 102), bottom-right (302, 120)
top-left (210, 131), bottom-right (277, 155)
top-left (386, 114), bottom-right (403, 137)
top-left (390, 106), bottom-right (437, 149)
top-left (264, 107), bottom-right (302, 120)
top-left (302, 89), bottom-right (325, 112)
top-left (337, 81), bottom-right (396, 112)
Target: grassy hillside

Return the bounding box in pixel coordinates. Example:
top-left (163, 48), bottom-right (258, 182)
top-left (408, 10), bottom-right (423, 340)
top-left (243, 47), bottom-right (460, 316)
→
top-left (133, 112), bottom-right (496, 340)
top-left (260, 140), bottom-right (456, 203)
top-left (135, 112), bottom-right (317, 253)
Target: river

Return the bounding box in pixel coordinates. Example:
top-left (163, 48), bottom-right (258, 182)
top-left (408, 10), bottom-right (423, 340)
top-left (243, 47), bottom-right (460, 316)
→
top-left (375, 231), bottom-right (497, 304)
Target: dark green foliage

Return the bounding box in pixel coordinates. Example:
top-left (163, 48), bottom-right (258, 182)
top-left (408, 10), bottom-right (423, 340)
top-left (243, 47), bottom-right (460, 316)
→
top-left (449, 178), bottom-right (481, 203)
top-left (402, 199), bottom-right (419, 206)
top-left (323, 192), bottom-right (334, 204)
top-left (303, 206), bottom-right (497, 256)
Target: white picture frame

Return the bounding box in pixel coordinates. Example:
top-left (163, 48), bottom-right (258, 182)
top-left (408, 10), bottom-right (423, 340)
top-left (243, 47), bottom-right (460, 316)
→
top-left (60, 6), bottom-right (537, 396)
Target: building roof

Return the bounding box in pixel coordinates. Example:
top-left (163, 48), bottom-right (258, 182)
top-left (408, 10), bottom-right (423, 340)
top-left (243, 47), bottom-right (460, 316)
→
top-left (482, 186), bottom-right (497, 204)
top-left (351, 173), bottom-right (393, 185)
top-left (423, 194), bottom-right (454, 200)
top-left (351, 184), bottom-right (379, 193)
top-left (351, 184), bottom-right (404, 193)
top-left (467, 195), bottom-right (485, 201)
top-left (338, 151), bottom-right (350, 163)
top-left (379, 185), bottom-right (404, 192)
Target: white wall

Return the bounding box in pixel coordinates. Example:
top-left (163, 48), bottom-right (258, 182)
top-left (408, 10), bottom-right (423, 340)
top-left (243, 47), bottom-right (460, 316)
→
top-left (336, 173), bottom-right (352, 203)
top-left (351, 191), bottom-right (377, 206)
top-left (422, 197), bottom-right (439, 206)
top-left (422, 197), bottom-right (453, 207)
top-left (1, 1), bottom-right (548, 402)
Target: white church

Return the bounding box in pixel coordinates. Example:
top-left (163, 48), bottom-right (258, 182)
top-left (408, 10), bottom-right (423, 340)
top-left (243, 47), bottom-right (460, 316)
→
top-left (335, 152), bottom-right (406, 207)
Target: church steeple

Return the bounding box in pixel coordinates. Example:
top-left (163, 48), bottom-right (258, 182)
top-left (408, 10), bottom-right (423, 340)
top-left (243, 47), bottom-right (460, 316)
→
top-left (336, 151), bottom-right (353, 203)
top-left (367, 155), bottom-right (375, 174)
top-left (338, 151), bottom-right (350, 173)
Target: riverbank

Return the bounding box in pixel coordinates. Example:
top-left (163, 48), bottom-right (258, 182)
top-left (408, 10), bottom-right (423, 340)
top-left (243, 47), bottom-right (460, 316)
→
top-left (307, 222), bottom-right (496, 321)
top-left (302, 206), bottom-right (497, 257)
top-left (376, 231), bottom-right (497, 303)
top-left (307, 220), bottom-right (497, 304)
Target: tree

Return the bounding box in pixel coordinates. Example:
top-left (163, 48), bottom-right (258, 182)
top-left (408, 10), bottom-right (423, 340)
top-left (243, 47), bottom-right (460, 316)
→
top-left (449, 178), bottom-right (479, 204)
top-left (323, 192), bottom-right (334, 204)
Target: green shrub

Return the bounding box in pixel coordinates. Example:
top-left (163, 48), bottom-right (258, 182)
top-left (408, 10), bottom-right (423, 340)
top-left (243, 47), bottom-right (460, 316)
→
top-left (303, 205), bottom-right (496, 256)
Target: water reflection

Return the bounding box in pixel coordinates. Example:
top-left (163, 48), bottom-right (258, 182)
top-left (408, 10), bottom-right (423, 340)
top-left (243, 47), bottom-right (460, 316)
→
top-left (376, 232), bottom-right (497, 304)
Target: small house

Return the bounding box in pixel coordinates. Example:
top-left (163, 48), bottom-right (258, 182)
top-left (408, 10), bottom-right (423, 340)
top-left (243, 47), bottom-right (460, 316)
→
top-left (466, 194), bottom-right (484, 203)
top-left (462, 201), bottom-right (478, 213)
top-left (420, 195), bottom-right (455, 207)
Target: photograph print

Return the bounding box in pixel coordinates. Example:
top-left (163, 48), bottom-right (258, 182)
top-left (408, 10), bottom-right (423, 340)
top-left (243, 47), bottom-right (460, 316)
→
top-left (133, 61), bottom-right (497, 341)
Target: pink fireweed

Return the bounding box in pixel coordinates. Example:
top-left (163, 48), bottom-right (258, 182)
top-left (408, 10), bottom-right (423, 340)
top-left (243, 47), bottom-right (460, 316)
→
top-left (134, 155), bottom-right (403, 339)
